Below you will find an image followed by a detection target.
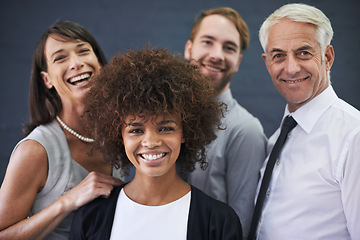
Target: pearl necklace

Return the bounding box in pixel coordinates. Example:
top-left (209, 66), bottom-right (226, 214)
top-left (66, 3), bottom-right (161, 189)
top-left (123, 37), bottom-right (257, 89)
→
top-left (56, 116), bottom-right (95, 143)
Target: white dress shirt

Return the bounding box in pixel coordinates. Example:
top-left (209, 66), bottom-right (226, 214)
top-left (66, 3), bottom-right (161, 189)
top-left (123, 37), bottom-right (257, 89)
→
top-left (256, 86), bottom-right (360, 240)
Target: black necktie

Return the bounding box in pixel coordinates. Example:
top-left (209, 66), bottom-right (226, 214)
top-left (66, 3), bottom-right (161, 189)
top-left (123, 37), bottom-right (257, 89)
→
top-left (248, 116), bottom-right (297, 240)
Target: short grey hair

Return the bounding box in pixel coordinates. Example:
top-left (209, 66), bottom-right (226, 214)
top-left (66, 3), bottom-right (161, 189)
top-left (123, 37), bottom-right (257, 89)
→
top-left (259, 3), bottom-right (333, 55)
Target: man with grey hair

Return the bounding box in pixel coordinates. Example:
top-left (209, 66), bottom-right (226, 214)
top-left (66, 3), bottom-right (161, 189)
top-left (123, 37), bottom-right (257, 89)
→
top-left (248, 3), bottom-right (360, 240)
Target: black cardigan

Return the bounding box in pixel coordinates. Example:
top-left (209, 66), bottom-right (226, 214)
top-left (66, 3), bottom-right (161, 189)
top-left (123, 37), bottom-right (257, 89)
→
top-left (69, 184), bottom-right (243, 240)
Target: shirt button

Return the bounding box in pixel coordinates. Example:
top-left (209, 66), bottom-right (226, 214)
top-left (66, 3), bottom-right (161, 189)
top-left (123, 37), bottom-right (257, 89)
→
top-left (276, 160), bottom-right (280, 166)
top-left (266, 190), bottom-right (271, 196)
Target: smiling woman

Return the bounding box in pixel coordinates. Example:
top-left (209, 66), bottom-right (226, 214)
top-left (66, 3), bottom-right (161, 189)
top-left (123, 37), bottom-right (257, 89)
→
top-left (122, 114), bottom-right (184, 179)
top-left (69, 47), bottom-right (243, 240)
top-left (0, 21), bottom-right (123, 240)
top-left (41, 34), bottom-right (101, 105)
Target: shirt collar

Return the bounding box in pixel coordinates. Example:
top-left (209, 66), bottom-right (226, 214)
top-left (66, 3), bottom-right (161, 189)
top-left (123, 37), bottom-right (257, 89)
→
top-left (283, 85), bottom-right (338, 134)
top-left (216, 88), bottom-right (233, 105)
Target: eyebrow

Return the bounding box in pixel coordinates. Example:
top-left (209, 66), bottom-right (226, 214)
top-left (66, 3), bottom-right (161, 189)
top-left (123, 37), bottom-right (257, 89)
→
top-left (50, 43), bottom-right (86, 58)
top-left (158, 120), bottom-right (177, 125)
top-left (201, 35), bottom-right (239, 49)
top-left (270, 48), bottom-right (285, 54)
top-left (51, 49), bottom-right (64, 58)
top-left (270, 45), bottom-right (314, 54)
top-left (125, 120), bottom-right (177, 127)
top-left (297, 45), bottom-right (313, 51)
top-left (126, 122), bottom-right (143, 127)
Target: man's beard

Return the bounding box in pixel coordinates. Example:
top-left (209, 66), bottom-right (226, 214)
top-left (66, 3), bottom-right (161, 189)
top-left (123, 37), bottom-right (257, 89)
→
top-left (211, 72), bottom-right (234, 92)
top-left (188, 57), bottom-right (234, 92)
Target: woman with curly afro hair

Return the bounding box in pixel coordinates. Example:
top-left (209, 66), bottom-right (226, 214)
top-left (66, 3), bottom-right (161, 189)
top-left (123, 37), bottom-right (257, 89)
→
top-left (69, 47), bottom-right (243, 240)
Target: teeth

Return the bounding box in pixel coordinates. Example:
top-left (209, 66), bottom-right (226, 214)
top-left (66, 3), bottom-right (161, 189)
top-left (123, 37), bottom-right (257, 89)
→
top-left (284, 79), bottom-right (302, 83)
top-left (142, 153), bottom-right (166, 160)
top-left (206, 66), bottom-right (221, 72)
top-left (69, 73), bottom-right (91, 83)
top-left (283, 77), bottom-right (307, 83)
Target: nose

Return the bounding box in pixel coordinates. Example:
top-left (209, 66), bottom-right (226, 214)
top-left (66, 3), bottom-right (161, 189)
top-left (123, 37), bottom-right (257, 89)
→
top-left (209, 44), bottom-right (224, 62)
top-left (69, 54), bottom-right (84, 70)
top-left (284, 54), bottom-right (301, 76)
top-left (141, 131), bottom-right (161, 148)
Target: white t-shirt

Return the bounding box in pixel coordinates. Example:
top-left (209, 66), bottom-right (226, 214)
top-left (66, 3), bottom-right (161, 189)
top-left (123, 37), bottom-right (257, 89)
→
top-left (110, 188), bottom-right (191, 240)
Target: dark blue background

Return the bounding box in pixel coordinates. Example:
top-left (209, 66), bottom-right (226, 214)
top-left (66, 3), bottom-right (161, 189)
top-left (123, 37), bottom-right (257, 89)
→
top-left (1, 0), bottom-right (359, 183)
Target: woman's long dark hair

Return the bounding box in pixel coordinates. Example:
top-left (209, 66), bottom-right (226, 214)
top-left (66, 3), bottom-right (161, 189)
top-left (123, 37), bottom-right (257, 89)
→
top-left (24, 20), bottom-right (107, 136)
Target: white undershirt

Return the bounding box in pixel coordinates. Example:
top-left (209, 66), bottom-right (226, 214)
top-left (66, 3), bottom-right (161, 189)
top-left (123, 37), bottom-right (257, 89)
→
top-left (110, 188), bottom-right (191, 240)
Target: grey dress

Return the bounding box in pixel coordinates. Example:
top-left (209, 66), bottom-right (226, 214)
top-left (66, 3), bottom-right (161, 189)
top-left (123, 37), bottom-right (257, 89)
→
top-left (11, 120), bottom-right (122, 240)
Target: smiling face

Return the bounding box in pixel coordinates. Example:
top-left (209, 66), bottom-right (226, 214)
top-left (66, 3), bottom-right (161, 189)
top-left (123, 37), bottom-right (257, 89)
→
top-left (121, 114), bottom-right (185, 178)
top-left (262, 19), bottom-right (334, 112)
top-left (184, 14), bottom-right (242, 93)
top-left (41, 34), bottom-right (101, 106)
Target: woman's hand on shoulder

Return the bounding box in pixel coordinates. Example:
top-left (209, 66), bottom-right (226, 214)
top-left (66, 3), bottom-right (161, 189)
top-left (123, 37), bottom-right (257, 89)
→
top-left (58, 171), bottom-right (123, 212)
